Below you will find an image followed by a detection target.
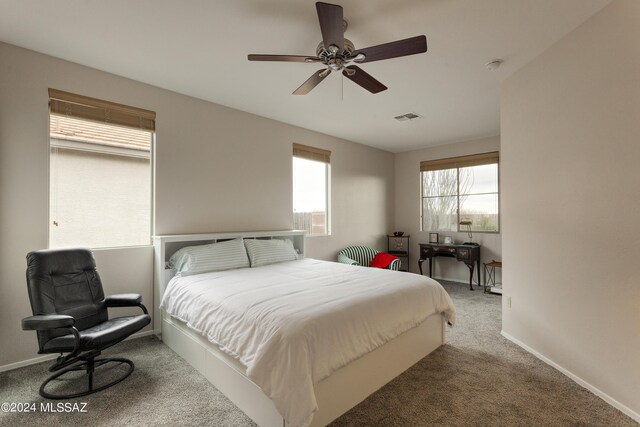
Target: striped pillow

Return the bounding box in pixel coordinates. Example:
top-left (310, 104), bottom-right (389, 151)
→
top-left (169, 238), bottom-right (250, 276)
top-left (244, 238), bottom-right (298, 267)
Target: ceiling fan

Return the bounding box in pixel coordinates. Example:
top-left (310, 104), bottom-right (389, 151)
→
top-left (248, 2), bottom-right (427, 95)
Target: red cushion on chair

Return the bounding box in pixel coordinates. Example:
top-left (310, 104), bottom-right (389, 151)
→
top-left (369, 252), bottom-right (398, 269)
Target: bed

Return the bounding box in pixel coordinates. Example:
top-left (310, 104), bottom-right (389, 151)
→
top-left (153, 231), bottom-right (455, 427)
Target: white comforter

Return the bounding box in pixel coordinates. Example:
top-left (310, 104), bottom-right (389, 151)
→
top-left (160, 258), bottom-right (455, 427)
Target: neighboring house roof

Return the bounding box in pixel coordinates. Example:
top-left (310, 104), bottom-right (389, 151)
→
top-left (50, 114), bottom-right (151, 152)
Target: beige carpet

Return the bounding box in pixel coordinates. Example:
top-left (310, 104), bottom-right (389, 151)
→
top-left (0, 280), bottom-right (636, 427)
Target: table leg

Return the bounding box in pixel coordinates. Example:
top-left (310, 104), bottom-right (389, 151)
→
top-left (418, 259), bottom-right (424, 275)
top-left (465, 263), bottom-right (474, 291)
top-left (483, 263), bottom-right (487, 293)
top-left (428, 258), bottom-right (433, 278)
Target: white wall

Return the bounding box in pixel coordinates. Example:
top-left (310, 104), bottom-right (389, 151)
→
top-left (0, 42), bottom-right (394, 367)
top-left (394, 136), bottom-right (501, 283)
top-left (501, 0), bottom-right (639, 418)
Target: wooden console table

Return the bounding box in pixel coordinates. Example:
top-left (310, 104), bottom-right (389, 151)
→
top-left (418, 243), bottom-right (481, 290)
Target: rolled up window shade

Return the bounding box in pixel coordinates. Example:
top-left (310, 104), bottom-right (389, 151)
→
top-left (48, 88), bottom-right (155, 131)
top-left (293, 143), bottom-right (331, 164)
top-left (420, 151), bottom-right (499, 172)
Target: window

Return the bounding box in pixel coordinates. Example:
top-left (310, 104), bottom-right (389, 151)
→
top-left (49, 89), bottom-right (155, 248)
top-left (420, 152), bottom-right (499, 233)
top-left (292, 143), bottom-right (330, 236)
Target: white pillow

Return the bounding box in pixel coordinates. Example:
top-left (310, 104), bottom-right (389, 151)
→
top-left (244, 238), bottom-right (298, 267)
top-left (169, 238), bottom-right (250, 276)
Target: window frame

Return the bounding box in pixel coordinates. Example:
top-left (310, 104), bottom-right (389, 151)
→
top-left (292, 143), bottom-right (331, 237)
top-left (47, 89), bottom-right (155, 249)
top-left (420, 153), bottom-right (500, 234)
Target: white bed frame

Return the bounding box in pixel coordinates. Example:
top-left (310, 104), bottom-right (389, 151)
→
top-left (153, 231), bottom-right (445, 427)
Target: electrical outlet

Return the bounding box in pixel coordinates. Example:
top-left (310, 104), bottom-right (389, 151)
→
top-left (507, 296), bottom-right (512, 308)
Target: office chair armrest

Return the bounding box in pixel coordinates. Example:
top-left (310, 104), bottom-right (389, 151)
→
top-left (104, 293), bottom-right (148, 314)
top-left (104, 293), bottom-right (142, 307)
top-left (22, 314), bottom-right (74, 331)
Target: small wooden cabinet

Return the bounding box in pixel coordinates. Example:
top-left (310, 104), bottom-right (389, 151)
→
top-left (387, 235), bottom-right (410, 272)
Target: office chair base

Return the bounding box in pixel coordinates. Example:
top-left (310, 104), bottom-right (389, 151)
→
top-left (40, 357), bottom-right (134, 399)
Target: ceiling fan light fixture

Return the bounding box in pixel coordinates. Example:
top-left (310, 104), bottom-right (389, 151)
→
top-left (316, 39), bottom-right (354, 59)
top-left (352, 53), bottom-right (366, 62)
top-left (248, 2), bottom-right (428, 95)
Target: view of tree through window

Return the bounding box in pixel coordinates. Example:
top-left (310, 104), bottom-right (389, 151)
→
top-left (421, 162), bottom-right (499, 233)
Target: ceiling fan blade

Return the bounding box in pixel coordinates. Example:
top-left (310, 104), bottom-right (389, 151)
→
top-left (293, 69), bottom-right (330, 95)
top-left (342, 66), bottom-right (387, 94)
top-left (316, 2), bottom-right (344, 53)
top-left (352, 35), bottom-right (427, 63)
top-left (248, 54), bottom-right (321, 63)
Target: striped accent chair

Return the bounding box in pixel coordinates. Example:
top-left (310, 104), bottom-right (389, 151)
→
top-left (337, 246), bottom-right (401, 271)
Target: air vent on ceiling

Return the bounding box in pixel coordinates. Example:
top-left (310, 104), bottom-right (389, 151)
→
top-left (394, 112), bottom-right (423, 122)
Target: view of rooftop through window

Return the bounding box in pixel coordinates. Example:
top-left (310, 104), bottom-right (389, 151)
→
top-left (49, 114), bottom-right (152, 248)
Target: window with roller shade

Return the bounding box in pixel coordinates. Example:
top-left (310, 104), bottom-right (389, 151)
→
top-left (420, 152), bottom-right (500, 233)
top-left (292, 143), bottom-right (330, 236)
top-left (48, 89), bottom-right (155, 248)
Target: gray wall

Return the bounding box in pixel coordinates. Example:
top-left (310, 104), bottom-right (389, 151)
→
top-left (501, 0), bottom-right (639, 417)
top-left (0, 42), bottom-right (394, 367)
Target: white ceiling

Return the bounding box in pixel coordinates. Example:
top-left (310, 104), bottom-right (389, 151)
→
top-left (0, 0), bottom-right (611, 152)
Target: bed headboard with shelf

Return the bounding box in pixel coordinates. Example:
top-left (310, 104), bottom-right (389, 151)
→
top-left (152, 230), bottom-right (306, 336)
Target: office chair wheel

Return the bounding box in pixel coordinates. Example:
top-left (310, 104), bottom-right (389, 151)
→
top-left (40, 357), bottom-right (134, 399)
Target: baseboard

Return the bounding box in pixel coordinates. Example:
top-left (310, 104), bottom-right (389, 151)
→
top-left (433, 275), bottom-right (483, 287)
top-left (432, 275), bottom-right (465, 283)
top-left (0, 328), bottom-right (156, 373)
top-left (0, 354), bottom-right (58, 373)
top-left (501, 330), bottom-right (640, 423)
top-left (127, 329), bottom-right (156, 341)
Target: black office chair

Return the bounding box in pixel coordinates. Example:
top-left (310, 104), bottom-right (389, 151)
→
top-left (21, 248), bottom-right (151, 399)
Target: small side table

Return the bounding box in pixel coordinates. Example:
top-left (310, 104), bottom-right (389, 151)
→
top-left (387, 235), bottom-right (410, 272)
top-left (483, 260), bottom-right (502, 294)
